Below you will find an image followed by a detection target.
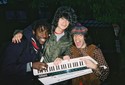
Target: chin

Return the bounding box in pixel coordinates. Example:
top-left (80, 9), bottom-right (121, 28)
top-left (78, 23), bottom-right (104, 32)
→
top-left (39, 42), bottom-right (44, 45)
top-left (76, 46), bottom-right (81, 48)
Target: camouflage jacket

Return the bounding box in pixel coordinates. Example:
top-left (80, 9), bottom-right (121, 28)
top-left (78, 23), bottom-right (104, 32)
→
top-left (43, 32), bottom-right (72, 63)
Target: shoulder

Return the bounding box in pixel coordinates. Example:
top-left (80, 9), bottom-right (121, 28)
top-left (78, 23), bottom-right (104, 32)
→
top-left (87, 44), bottom-right (97, 50)
top-left (88, 44), bottom-right (103, 55)
top-left (64, 32), bottom-right (72, 41)
top-left (86, 44), bottom-right (100, 56)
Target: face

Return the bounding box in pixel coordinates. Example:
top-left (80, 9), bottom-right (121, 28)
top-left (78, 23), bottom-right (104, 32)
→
top-left (35, 28), bottom-right (49, 45)
top-left (73, 34), bottom-right (86, 48)
top-left (57, 17), bottom-right (70, 30)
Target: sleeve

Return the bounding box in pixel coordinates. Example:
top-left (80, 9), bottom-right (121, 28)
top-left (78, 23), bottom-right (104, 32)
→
top-left (13, 29), bottom-right (23, 36)
top-left (26, 62), bottom-right (32, 72)
top-left (1, 42), bottom-right (29, 76)
top-left (92, 47), bottom-right (109, 82)
top-left (13, 20), bottom-right (37, 36)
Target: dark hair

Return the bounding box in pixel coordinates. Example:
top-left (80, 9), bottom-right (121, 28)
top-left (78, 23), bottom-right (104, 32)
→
top-left (52, 12), bottom-right (71, 29)
top-left (72, 31), bottom-right (94, 46)
top-left (51, 6), bottom-right (77, 33)
top-left (33, 20), bottom-right (51, 34)
top-left (59, 13), bottom-right (70, 22)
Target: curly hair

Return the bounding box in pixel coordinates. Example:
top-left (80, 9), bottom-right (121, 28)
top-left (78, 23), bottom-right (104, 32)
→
top-left (51, 6), bottom-right (77, 33)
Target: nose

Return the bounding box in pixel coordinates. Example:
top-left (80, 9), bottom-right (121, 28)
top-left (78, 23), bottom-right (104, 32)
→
top-left (42, 34), bottom-right (46, 38)
top-left (40, 34), bottom-right (48, 39)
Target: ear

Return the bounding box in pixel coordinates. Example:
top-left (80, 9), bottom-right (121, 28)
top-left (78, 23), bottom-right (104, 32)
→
top-left (33, 30), bottom-right (35, 34)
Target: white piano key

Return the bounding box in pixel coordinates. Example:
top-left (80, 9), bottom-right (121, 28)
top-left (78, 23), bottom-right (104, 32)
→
top-left (33, 56), bottom-right (94, 76)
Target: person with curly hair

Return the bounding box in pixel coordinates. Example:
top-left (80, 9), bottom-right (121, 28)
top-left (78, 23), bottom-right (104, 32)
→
top-left (0, 20), bottom-right (50, 85)
top-left (11, 6), bottom-right (78, 85)
top-left (43, 6), bottom-right (77, 63)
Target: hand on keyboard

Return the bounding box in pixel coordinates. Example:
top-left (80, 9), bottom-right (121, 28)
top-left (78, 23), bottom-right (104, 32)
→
top-left (53, 58), bottom-right (63, 66)
top-left (63, 55), bottom-right (70, 61)
top-left (32, 62), bottom-right (48, 72)
top-left (80, 57), bottom-right (97, 70)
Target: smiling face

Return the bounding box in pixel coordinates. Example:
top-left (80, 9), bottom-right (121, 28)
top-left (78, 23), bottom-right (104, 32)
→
top-left (73, 34), bottom-right (86, 48)
top-left (57, 17), bottom-right (70, 30)
top-left (35, 26), bottom-right (49, 45)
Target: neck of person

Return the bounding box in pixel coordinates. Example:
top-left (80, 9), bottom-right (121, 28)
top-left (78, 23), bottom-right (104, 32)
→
top-left (54, 27), bottom-right (64, 34)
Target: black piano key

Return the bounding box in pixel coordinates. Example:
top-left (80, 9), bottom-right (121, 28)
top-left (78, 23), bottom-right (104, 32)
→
top-left (49, 66), bottom-right (52, 71)
top-left (51, 66), bottom-right (53, 71)
top-left (61, 65), bottom-right (63, 69)
top-left (76, 62), bottom-right (78, 67)
top-left (79, 61), bottom-right (82, 66)
top-left (56, 65), bottom-right (60, 70)
top-left (63, 64), bottom-right (65, 69)
top-left (73, 62), bottom-right (77, 67)
top-left (67, 63), bottom-right (69, 68)
top-left (52, 66), bottom-right (55, 71)
top-left (67, 63), bottom-right (71, 68)
top-left (74, 62), bottom-right (77, 67)
top-left (64, 64), bottom-right (67, 69)
top-left (56, 66), bottom-right (58, 70)
top-left (82, 61), bottom-right (84, 65)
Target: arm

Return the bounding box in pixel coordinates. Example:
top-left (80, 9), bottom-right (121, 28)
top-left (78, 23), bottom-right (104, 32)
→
top-left (2, 42), bottom-right (48, 76)
top-left (80, 47), bottom-right (109, 82)
top-left (92, 48), bottom-right (109, 82)
top-left (12, 20), bottom-right (37, 43)
top-left (1, 42), bottom-right (28, 75)
top-left (12, 31), bottom-right (23, 43)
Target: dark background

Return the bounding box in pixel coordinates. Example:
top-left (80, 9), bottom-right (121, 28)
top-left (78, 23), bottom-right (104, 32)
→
top-left (0, 0), bottom-right (125, 85)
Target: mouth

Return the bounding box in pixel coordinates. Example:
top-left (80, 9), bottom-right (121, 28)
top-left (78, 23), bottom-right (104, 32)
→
top-left (40, 38), bottom-right (46, 42)
top-left (60, 25), bottom-right (67, 29)
top-left (75, 41), bottom-right (81, 47)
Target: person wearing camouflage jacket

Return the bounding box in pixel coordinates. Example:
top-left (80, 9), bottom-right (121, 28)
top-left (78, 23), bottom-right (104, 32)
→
top-left (43, 6), bottom-right (77, 64)
top-left (43, 31), bottom-right (72, 63)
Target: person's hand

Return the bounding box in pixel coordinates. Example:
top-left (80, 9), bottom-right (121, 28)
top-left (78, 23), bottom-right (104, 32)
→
top-left (53, 58), bottom-right (63, 66)
top-left (12, 32), bottom-right (23, 43)
top-left (80, 57), bottom-right (97, 70)
top-left (63, 55), bottom-right (70, 61)
top-left (32, 62), bottom-right (48, 72)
